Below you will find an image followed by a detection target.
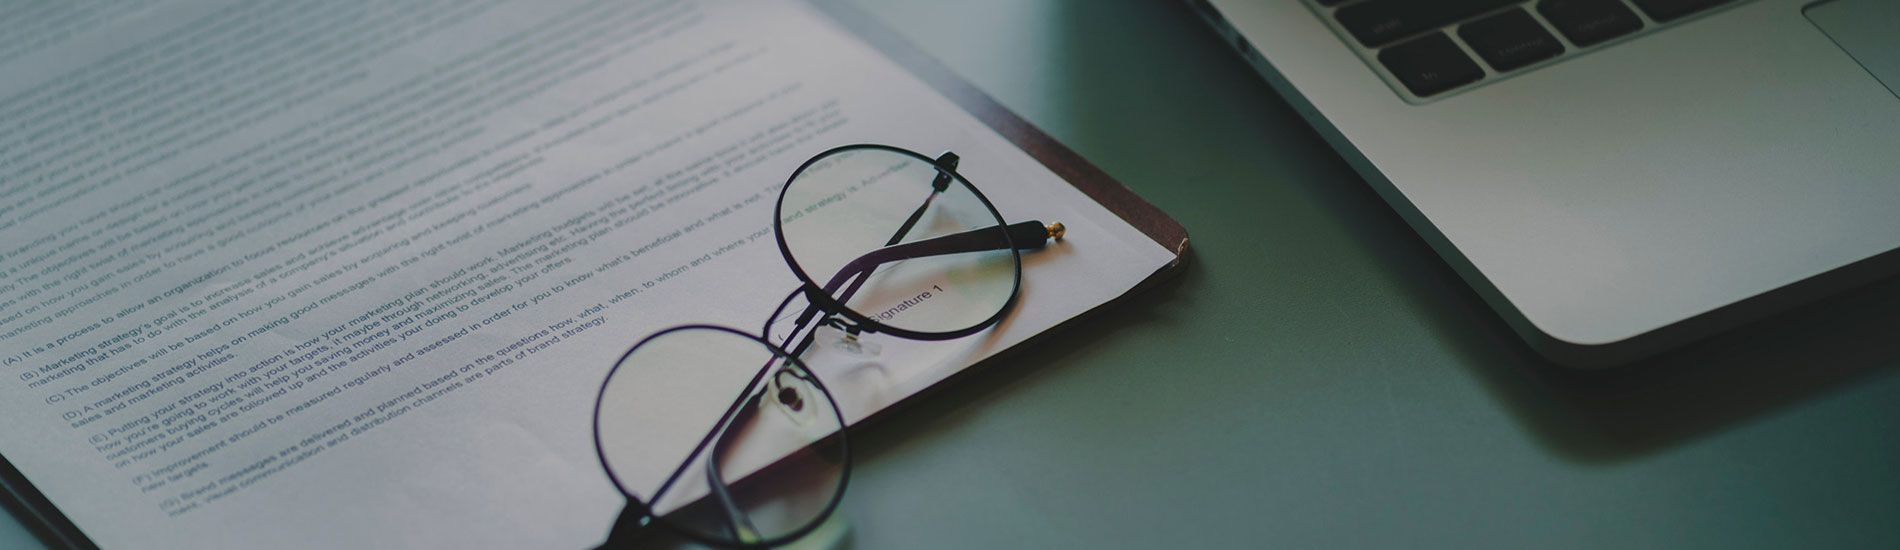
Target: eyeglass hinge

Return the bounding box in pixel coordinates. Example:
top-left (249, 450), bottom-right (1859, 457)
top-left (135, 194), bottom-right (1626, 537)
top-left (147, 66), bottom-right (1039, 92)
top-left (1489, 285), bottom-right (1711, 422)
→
top-left (931, 151), bottom-right (959, 192)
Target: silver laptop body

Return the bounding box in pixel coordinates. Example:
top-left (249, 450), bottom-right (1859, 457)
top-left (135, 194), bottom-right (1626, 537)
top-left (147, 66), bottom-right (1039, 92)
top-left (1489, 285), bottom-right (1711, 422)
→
top-left (1190, 0), bottom-right (1900, 367)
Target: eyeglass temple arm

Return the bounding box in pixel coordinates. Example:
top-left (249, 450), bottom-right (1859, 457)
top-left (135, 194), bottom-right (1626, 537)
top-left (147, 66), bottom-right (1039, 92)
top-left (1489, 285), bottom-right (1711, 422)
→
top-left (821, 219), bottom-right (1058, 300)
top-left (783, 219), bottom-right (1061, 355)
top-left (795, 152), bottom-right (1059, 331)
top-left (705, 392), bottom-right (767, 542)
top-left (854, 154), bottom-right (961, 294)
top-left (604, 393), bottom-right (767, 549)
top-left (601, 379), bottom-right (772, 549)
top-left (778, 155), bottom-right (961, 347)
top-left (875, 153), bottom-right (958, 249)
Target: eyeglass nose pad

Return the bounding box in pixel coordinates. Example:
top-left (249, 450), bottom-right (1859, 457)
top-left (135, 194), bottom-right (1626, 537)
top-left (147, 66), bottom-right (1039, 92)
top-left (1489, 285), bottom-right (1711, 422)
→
top-left (766, 367), bottom-right (820, 427)
top-left (814, 324), bottom-right (882, 357)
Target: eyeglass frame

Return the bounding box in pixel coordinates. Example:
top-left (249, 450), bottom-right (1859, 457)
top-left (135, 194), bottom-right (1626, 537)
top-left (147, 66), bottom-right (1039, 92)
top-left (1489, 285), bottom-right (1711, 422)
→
top-left (592, 143), bottom-right (1060, 549)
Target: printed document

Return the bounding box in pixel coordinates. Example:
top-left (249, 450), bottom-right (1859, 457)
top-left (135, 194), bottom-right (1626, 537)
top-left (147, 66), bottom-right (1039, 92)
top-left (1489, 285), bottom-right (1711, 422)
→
top-left (0, 0), bottom-right (1176, 547)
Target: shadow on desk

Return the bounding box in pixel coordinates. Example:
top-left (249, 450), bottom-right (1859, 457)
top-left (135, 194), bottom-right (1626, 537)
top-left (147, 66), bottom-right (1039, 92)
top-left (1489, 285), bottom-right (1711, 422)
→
top-left (1256, 109), bottom-right (1900, 463)
top-left (1473, 274), bottom-right (1900, 464)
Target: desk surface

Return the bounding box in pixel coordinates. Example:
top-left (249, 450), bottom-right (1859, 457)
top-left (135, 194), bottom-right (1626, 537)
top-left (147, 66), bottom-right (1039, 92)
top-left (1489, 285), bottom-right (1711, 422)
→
top-left (8, 1), bottom-right (1900, 548)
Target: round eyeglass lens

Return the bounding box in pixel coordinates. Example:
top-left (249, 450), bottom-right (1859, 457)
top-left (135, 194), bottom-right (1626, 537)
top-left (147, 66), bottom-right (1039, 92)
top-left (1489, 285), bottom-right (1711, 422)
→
top-left (594, 326), bottom-right (847, 547)
top-left (776, 146), bottom-right (1019, 337)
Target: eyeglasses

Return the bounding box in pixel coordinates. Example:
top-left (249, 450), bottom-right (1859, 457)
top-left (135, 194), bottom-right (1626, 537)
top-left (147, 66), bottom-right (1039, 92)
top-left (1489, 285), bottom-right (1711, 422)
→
top-left (592, 144), bottom-right (1063, 548)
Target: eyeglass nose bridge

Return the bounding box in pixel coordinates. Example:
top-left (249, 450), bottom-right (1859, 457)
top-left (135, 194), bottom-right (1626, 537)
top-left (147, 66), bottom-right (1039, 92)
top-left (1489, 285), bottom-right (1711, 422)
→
top-left (792, 285), bottom-right (881, 335)
top-left (788, 293), bottom-right (885, 358)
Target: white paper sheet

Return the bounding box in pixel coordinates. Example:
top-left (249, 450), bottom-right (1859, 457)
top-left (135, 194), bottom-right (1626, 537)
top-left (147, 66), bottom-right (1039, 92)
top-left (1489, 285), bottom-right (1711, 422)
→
top-left (0, 0), bottom-right (1176, 547)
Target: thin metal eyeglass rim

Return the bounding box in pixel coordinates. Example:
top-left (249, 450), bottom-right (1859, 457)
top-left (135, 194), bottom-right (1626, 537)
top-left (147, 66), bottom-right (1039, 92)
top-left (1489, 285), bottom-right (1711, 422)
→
top-left (590, 324), bottom-right (851, 549)
top-left (773, 143), bottom-right (1024, 341)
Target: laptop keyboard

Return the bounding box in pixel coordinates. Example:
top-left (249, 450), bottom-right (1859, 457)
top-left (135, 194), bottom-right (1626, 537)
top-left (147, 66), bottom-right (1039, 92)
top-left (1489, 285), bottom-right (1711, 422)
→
top-left (1317, 0), bottom-right (1740, 99)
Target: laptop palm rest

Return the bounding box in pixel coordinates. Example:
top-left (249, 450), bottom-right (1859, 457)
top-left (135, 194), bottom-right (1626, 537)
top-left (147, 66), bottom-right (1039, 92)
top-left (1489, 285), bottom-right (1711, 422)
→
top-left (1807, 0), bottom-right (1900, 100)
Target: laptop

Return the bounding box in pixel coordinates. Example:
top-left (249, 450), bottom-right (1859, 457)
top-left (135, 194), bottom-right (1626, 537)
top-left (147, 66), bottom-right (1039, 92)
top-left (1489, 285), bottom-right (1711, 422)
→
top-left (1188, 0), bottom-right (1900, 367)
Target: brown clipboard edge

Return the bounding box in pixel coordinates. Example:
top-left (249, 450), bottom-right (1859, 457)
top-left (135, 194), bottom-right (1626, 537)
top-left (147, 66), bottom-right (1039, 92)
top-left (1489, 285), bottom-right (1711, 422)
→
top-left (0, 454), bottom-right (91, 549)
top-left (1, 2), bottom-right (1192, 548)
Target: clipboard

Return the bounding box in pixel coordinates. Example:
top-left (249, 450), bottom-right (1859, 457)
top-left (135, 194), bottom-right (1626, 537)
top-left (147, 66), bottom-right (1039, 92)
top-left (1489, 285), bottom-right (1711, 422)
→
top-left (0, 1), bottom-right (1188, 547)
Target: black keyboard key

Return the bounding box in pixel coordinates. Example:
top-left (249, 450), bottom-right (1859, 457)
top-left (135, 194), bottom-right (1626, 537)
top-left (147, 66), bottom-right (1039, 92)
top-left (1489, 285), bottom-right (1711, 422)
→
top-left (1337, 0), bottom-right (1520, 48)
top-left (1630, 0), bottom-right (1734, 22)
top-left (1459, 8), bottom-right (1565, 71)
top-left (1378, 33), bottom-right (1485, 97)
top-left (1538, 0), bottom-right (1643, 47)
